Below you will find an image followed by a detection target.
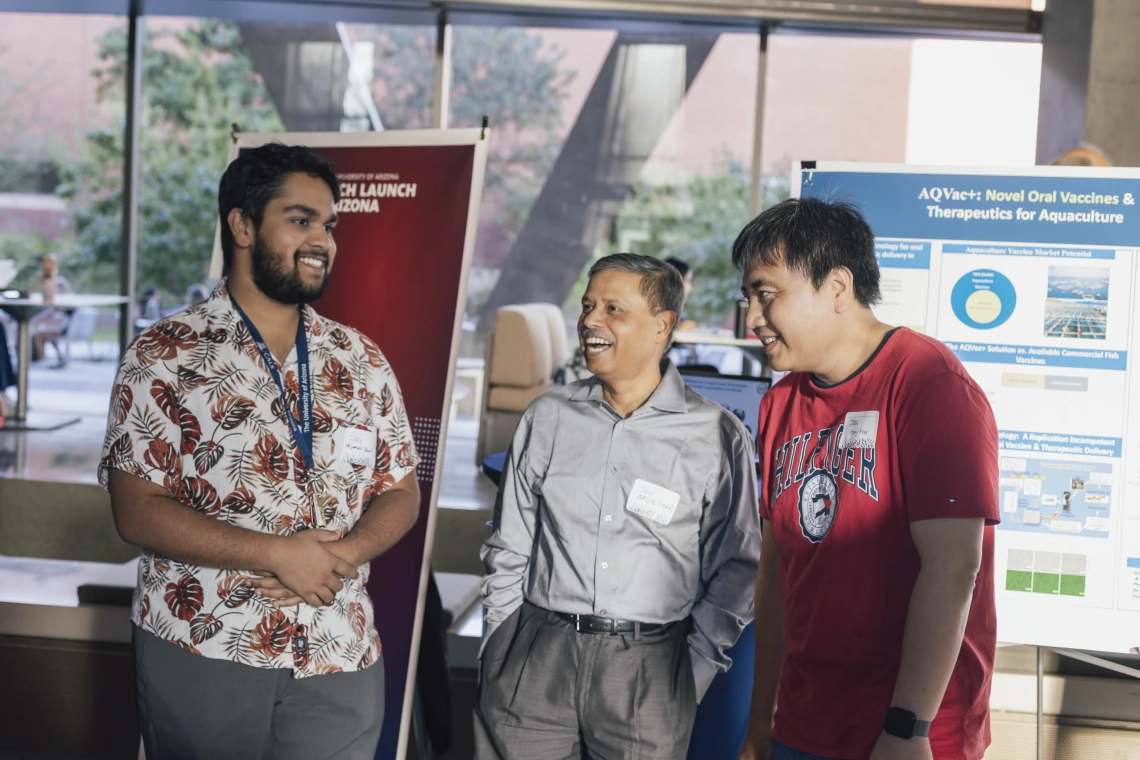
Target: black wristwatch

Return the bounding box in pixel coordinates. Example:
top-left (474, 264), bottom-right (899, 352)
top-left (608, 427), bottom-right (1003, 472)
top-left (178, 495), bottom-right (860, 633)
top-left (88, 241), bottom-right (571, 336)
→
top-left (883, 707), bottom-right (931, 739)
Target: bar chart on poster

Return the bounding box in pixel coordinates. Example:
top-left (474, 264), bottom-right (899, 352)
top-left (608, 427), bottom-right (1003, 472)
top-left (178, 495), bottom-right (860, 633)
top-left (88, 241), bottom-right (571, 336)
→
top-left (796, 163), bottom-right (1140, 653)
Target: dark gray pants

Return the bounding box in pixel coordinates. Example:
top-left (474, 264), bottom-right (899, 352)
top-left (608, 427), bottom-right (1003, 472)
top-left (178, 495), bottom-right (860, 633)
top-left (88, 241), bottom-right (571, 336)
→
top-left (474, 602), bottom-right (697, 760)
top-left (133, 626), bottom-right (384, 760)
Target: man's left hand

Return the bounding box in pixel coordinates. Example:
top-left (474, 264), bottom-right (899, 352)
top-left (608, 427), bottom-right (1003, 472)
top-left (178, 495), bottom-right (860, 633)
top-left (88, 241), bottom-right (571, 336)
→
top-left (868, 733), bottom-right (933, 760)
top-left (248, 538), bottom-right (363, 608)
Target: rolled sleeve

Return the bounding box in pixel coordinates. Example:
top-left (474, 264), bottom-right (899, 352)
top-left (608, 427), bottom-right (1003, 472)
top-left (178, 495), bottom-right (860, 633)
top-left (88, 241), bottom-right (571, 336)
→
top-left (479, 406), bottom-right (541, 655)
top-left (687, 424), bottom-right (761, 701)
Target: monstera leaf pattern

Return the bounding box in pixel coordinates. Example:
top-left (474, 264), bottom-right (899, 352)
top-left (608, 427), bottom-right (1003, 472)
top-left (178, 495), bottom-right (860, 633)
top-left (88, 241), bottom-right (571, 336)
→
top-left (98, 281), bottom-right (419, 678)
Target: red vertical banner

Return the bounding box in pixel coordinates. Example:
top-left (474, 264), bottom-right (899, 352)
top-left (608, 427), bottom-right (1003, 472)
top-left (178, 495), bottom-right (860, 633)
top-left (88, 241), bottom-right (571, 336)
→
top-left (213, 130), bottom-right (488, 760)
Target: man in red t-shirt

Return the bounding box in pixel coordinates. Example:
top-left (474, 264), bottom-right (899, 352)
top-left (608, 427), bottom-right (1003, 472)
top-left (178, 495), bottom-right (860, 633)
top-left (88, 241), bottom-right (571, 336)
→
top-left (735, 198), bottom-right (1000, 760)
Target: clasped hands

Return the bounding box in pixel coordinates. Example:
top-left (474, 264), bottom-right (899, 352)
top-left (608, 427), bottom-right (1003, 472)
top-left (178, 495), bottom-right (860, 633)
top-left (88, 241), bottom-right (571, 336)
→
top-left (246, 529), bottom-right (360, 608)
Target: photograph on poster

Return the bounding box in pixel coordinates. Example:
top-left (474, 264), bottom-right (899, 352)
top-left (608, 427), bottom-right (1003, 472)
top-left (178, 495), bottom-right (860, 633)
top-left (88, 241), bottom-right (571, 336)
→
top-left (1043, 265), bottom-right (1110, 340)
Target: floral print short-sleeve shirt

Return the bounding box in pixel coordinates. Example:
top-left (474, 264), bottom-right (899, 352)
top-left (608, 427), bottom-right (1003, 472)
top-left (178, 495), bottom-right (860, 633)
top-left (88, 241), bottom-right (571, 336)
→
top-left (99, 280), bottom-right (419, 676)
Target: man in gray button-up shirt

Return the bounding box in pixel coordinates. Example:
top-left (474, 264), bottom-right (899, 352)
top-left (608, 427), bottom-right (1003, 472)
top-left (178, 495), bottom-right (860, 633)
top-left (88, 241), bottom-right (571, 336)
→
top-left (475, 254), bottom-right (761, 760)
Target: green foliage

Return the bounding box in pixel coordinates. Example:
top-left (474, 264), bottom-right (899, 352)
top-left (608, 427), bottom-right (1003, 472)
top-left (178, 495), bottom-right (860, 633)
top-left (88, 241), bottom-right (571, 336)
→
top-left (590, 153), bottom-right (792, 327)
top-left (0, 233), bottom-right (51, 291)
top-left (54, 21), bottom-right (566, 309)
top-left (60, 20), bottom-right (283, 300)
top-left (368, 25), bottom-right (571, 247)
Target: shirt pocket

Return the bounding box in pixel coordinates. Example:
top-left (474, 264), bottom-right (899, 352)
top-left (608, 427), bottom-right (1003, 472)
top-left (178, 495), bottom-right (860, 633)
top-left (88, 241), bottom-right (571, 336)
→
top-left (314, 418), bottom-right (381, 527)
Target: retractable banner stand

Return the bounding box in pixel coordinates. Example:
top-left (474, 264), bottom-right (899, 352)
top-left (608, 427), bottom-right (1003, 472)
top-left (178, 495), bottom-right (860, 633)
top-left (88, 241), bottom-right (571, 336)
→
top-left (211, 130), bottom-right (488, 759)
top-left (794, 162), bottom-right (1140, 655)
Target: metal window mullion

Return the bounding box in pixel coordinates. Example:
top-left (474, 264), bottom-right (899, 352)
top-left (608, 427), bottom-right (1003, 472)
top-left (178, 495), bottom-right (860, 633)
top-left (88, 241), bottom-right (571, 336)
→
top-left (748, 23), bottom-right (768, 219)
top-left (119, 0), bottom-right (143, 356)
top-left (431, 8), bottom-right (452, 129)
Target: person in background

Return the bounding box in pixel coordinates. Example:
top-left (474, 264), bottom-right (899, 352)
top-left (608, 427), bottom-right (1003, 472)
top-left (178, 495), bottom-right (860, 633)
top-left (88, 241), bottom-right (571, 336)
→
top-left (0, 316), bottom-right (14, 417)
top-left (666, 257), bottom-right (695, 299)
top-left (186, 283), bottom-right (211, 306)
top-left (102, 143), bottom-right (421, 760)
top-left (665, 257), bottom-right (698, 332)
top-left (1051, 143), bottom-right (1112, 167)
top-left (477, 253), bottom-right (760, 760)
top-left (736, 198), bottom-right (1000, 760)
top-left (31, 254), bottom-right (72, 367)
top-left (138, 285), bottom-right (162, 321)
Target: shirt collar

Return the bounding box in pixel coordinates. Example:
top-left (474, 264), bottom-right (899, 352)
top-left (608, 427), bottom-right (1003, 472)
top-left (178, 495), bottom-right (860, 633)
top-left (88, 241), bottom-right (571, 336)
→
top-left (569, 359), bottom-right (688, 415)
top-left (209, 278), bottom-right (326, 348)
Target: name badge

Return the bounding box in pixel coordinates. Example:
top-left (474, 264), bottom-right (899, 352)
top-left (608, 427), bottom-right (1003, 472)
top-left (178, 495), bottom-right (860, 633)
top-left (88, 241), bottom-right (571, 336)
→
top-left (341, 427), bottom-right (377, 467)
top-left (839, 411), bottom-right (879, 449)
top-left (625, 479), bottom-right (681, 526)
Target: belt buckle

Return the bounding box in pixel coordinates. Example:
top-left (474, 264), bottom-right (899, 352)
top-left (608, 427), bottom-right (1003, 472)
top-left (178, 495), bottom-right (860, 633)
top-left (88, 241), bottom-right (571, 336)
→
top-left (575, 615), bottom-right (582, 633)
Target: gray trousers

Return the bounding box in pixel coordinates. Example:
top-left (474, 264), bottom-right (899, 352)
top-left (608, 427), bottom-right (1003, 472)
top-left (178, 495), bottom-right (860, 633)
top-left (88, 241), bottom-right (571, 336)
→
top-left (132, 626), bottom-right (384, 760)
top-left (474, 602), bottom-right (697, 760)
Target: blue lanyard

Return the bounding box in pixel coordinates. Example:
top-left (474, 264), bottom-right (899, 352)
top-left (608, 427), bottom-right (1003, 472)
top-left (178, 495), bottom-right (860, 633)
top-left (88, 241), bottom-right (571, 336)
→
top-left (229, 293), bottom-right (314, 470)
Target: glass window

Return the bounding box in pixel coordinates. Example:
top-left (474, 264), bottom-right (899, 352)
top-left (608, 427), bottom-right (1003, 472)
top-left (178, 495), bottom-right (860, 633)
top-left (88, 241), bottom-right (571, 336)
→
top-left (452, 25), bottom-right (759, 341)
top-left (0, 12), bottom-right (127, 483)
top-left (135, 16), bottom-right (435, 316)
top-left (0, 12), bottom-right (126, 295)
top-left (761, 34), bottom-right (1042, 181)
top-left (906, 40), bottom-right (1041, 166)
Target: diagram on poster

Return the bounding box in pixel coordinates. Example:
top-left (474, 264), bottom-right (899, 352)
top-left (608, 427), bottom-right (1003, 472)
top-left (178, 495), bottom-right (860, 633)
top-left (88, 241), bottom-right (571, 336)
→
top-left (797, 162), bottom-right (1140, 653)
top-left (950, 269), bottom-right (1017, 329)
top-left (999, 455), bottom-right (1113, 538)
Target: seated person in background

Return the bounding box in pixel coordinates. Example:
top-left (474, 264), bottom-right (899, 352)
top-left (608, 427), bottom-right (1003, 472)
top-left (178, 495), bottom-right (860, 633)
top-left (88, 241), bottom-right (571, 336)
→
top-left (477, 253), bottom-right (761, 760)
top-left (138, 285), bottom-right (162, 321)
top-left (186, 283), bottom-right (210, 306)
top-left (31, 254), bottom-right (72, 367)
top-left (665, 257), bottom-right (698, 331)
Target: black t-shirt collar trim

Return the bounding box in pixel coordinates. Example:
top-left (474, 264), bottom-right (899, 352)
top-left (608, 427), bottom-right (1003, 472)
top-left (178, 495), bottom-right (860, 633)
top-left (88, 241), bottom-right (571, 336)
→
top-left (810, 327), bottom-right (902, 389)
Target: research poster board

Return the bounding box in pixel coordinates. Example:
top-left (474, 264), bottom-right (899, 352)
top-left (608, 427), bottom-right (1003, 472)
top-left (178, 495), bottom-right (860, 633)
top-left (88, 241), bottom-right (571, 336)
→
top-left (211, 130), bottom-right (488, 759)
top-left (795, 162), bottom-right (1140, 653)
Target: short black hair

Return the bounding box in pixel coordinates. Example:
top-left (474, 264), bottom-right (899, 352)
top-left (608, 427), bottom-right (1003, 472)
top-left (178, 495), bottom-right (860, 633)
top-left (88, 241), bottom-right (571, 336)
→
top-left (731, 197), bottom-right (880, 306)
top-left (218, 143), bottom-right (340, 269)
top-left (664, 257), bottom-right (690, 277)
top-left (587, 253), bottom-right (685, 345)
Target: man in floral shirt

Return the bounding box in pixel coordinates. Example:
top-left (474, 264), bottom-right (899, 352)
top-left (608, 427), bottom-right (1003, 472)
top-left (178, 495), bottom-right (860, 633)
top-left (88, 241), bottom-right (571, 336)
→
top-left (101, 143), bottom-right (420, 760)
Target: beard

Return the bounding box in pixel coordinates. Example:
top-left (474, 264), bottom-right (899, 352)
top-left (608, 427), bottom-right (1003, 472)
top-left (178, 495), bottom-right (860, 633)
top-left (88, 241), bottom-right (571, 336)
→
top-left (250, 235), bottom-right (330, 305)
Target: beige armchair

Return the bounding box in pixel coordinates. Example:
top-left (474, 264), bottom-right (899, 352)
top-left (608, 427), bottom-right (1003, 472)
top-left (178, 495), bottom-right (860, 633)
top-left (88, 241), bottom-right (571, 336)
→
top-left (477, 303), bottom-right (569, 464)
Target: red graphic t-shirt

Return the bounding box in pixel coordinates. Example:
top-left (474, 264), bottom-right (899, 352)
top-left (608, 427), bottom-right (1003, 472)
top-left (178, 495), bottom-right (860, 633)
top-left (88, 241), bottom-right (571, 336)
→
top-left (757, 328), bottom-right (1000, 760)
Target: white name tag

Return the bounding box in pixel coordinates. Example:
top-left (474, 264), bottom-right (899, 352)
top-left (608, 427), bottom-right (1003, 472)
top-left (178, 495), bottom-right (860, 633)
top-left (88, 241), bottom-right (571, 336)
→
top-left (625, 479), bottom-right (681, 526)
top-left (839, 411), bottom-right (879, 449)
top-left (341, 427), bottom-right (377, 467)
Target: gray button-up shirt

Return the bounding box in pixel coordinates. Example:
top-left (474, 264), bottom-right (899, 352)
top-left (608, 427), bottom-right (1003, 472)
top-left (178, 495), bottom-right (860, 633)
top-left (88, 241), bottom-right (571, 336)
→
top-left (481, 361), bottom-right (761, 699)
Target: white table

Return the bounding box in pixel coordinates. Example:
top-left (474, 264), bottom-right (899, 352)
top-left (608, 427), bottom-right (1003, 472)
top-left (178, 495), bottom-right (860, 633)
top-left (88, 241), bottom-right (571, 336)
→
top-left (0, 294), bottom-right (129, 431)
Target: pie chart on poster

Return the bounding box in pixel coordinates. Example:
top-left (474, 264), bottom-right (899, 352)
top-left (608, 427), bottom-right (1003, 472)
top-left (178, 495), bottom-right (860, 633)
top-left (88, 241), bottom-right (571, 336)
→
top-left (951, 269), bottom-right (1017, 329)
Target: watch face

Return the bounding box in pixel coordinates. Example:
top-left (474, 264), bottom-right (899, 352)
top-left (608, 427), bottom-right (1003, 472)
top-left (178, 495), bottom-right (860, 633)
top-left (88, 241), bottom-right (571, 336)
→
top-left (884, 707), bottom-right (918, 739)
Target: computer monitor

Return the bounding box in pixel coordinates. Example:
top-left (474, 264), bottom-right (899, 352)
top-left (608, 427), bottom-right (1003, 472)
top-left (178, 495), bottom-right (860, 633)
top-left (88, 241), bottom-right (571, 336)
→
top-left (678, 369), bottom-right (770, 442)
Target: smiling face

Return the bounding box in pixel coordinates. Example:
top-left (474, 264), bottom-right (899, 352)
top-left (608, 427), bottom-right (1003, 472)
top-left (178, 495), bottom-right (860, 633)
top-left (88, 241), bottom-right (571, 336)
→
top-left (579, 269), bottom-right (673, 385)
top-left (242, 172), bottom-right (339, 305)
top-left (742, 253), bottom-right (844, 374)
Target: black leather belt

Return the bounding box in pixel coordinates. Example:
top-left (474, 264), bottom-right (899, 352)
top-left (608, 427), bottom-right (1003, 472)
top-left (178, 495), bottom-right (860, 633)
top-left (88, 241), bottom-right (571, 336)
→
top-left (553, 611), bottom-right (670, 636)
